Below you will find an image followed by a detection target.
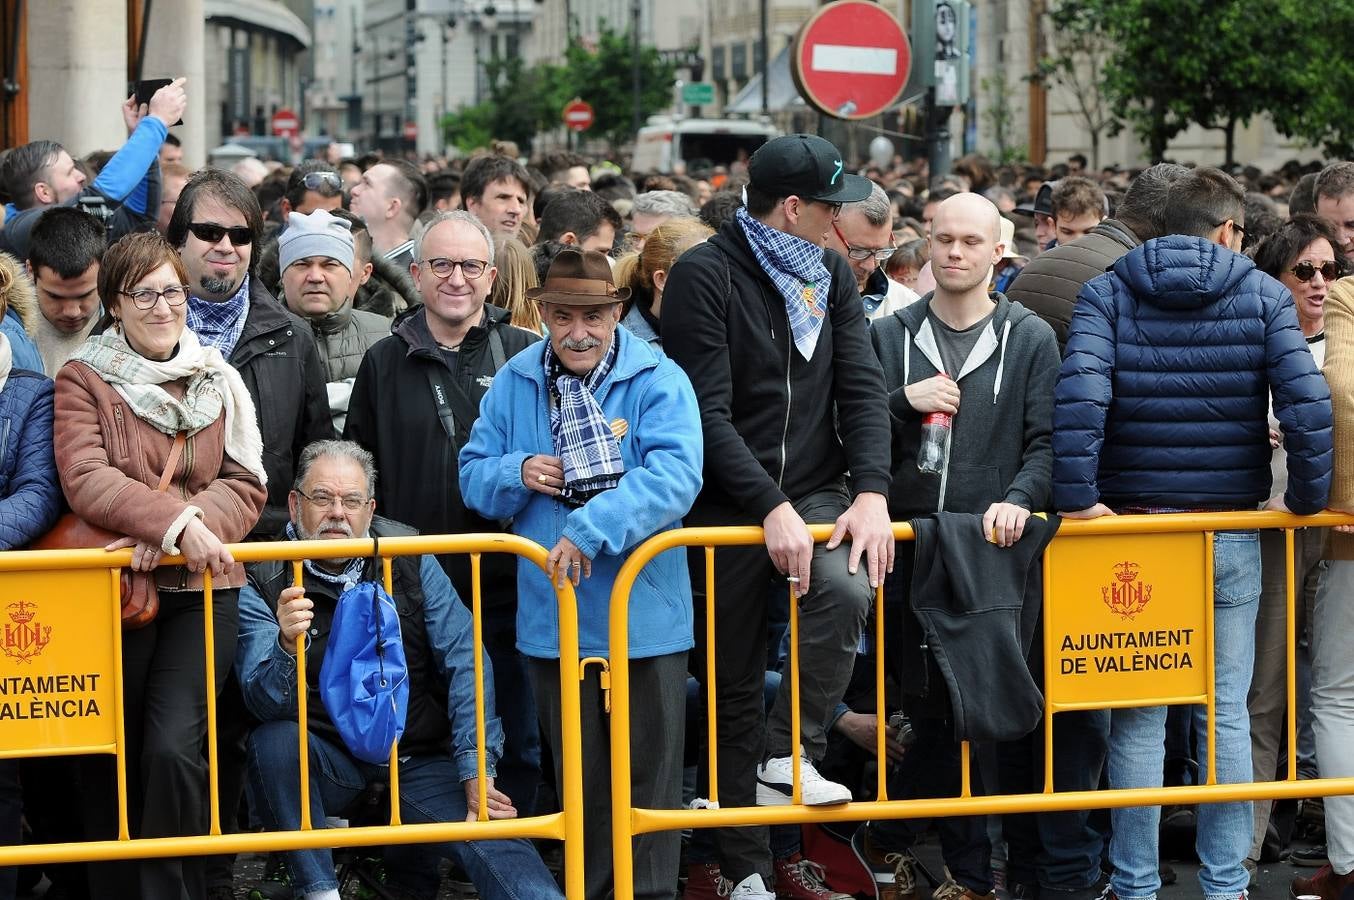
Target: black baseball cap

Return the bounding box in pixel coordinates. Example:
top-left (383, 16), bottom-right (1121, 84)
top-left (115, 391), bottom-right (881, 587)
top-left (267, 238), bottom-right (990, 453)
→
top-left (748, 134), bottom-right (873, 204)
top-left (1012, 181), bottom-right (1056, 218)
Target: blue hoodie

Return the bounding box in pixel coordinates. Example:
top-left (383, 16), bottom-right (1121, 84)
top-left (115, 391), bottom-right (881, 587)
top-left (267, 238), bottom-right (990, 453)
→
top-left (459, 327), bottom-right (703, 660)
top-left (1053, 235), bottom-right (1333, 514)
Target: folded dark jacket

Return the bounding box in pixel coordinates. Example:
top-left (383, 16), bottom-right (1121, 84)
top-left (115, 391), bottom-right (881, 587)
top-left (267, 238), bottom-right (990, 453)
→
top-left (909, 511), bottom-right (1060, 742)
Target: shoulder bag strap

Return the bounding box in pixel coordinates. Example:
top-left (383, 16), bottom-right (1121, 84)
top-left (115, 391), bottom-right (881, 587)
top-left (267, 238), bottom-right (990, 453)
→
top-left (157, 432), bottom-right (187, 493)
top-left (488, 326), bottom-right (507, 371)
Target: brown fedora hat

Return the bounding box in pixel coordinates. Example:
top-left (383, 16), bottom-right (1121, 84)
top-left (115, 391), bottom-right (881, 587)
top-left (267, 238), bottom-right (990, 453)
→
top-left (526, 248), bottom-right (631, 306)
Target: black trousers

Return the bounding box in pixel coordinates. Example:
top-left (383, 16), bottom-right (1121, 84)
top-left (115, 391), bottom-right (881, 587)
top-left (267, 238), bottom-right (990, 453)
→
top-left (84, 588), bottom-right (239, 900)
top-left (529, 652), bottom-right (687, 900)
top-left (0, 759), bottom-right (17, 900)
top-left (689, 485), bottom-right (873, 885)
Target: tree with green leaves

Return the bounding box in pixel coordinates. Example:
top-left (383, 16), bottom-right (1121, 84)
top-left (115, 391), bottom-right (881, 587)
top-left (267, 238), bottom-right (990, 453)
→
top-left (1035, 0), bottom-right (1118, 169)
top-left (1047, 0), bottom-right (1313, 165)
top-left (560, 27), bottom-right (677, 148)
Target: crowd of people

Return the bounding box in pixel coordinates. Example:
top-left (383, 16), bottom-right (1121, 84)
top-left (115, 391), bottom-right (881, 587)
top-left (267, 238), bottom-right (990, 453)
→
top-left (1, 78), bottom-right (1354, 900)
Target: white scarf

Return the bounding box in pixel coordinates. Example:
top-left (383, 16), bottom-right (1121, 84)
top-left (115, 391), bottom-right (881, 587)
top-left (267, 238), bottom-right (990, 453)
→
top-left (70, 328), bottom-right (267, 487)
top-left (0, 331), bottom-right (13, 393)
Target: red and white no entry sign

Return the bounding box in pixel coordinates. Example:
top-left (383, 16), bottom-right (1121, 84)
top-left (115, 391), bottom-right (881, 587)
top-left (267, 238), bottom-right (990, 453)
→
top-left (791, 0), bottom-right (912, 120)
top-left (271, 108), bottom-right (300, 138)
top-left (562, 98), bottom-right (595, 132)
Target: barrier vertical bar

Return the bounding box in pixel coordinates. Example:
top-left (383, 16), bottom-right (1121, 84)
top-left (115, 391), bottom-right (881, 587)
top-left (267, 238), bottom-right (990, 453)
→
top-left (292, 559), bottom-right (312, 831)
top-left (1284, 528), bottom-right (1298, 782)
top-left (875, 581), bottom-right (888, 802)
top-left (203, 568), bottom-right (221, 835)
top-left (788, 582), bottom-right (802, 805)
top-left (1204, 532), bottom-right (1217, 785)
top-left (704, 546), bottom-right (718, 805)
top-left (555, 572), bottom-right (584, 900)
top-left (381, 554), bottom-right (402, 826)
top-left (111, 567), bottom-right (130, 841)
top-left (1043, 546), bottom-right (1055, 794)
top-left (471, 552), bottom-right (488, 821)
top-left (960, 741), bottom-right (972, 798)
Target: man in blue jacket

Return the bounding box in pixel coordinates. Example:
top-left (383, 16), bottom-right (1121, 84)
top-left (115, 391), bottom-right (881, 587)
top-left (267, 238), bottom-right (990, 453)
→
top-left (460, 248), bottom-right (703, 900)
top-left (237, 440), bottom-right (562, 900)
top-left (1052, 167), bottom-right (1333, 900)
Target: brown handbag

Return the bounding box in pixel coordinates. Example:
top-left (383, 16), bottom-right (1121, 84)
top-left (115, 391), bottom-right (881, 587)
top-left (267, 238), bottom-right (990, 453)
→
top-left (34, 431), bottom-right (187, 629)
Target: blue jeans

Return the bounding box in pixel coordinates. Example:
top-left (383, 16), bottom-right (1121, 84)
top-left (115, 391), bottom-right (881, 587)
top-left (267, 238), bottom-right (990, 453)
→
top-left (246, 721), bottom-right (562, 900)
top-left (1107, 530), bottom-right (1259, 900)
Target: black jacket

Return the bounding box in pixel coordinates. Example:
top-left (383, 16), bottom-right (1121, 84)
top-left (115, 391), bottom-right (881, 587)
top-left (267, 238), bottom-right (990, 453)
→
top-left (907, 512), bottom-right (1059, 742)
top-left (1004, 218), bottom-right (1142, 351)
top-left (660, 217), bottom-right (891, 523)
top-left (232, 279), bottom-right (336, 538)
top-left (344, 304), bottom-right (539, 607)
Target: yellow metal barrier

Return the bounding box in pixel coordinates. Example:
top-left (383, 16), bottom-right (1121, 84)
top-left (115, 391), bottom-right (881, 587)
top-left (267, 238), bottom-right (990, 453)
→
top-left (0, 533), bottom-right (586, 900)
top-left (607, 511), bottom-right (1354, 900)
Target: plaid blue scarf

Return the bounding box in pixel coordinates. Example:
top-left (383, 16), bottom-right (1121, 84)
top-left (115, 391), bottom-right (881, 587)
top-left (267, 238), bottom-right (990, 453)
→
top-left (547, 331), bottom-right (625, 506)
top-left (737, 206), bottom-right (831, 361)
top-left (187, 275), bottom-right (251, 358)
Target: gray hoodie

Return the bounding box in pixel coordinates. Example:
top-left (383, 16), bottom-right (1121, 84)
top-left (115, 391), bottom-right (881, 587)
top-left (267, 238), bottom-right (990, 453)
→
top-left (869, 293), bottom-right (1060, 519)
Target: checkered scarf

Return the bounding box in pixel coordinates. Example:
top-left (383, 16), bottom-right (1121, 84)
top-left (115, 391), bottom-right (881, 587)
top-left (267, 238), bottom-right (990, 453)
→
top-left (737, 206), bottom-right (831, 361)
top-left (186, 275), bottom-right (251, 358)
top-left (547, 332), bottom-right (625, 506)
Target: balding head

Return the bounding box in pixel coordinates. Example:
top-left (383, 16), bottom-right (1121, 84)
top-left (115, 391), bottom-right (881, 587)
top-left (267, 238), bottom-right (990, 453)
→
top-left (929, 192), bottom-right (1004, 299)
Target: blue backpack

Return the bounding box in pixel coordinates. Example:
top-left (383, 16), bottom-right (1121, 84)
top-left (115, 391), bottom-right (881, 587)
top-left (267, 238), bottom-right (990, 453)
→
top-left (319, 581), bottom-right (410, 764)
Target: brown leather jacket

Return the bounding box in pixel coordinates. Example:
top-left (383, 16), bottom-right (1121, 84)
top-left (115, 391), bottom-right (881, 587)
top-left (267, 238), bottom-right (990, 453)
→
top-left (54, 361), bottom-right (267, 590)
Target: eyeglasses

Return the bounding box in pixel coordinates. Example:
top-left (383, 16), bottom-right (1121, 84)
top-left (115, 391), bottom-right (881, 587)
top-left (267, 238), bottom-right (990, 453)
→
top-left (421, 257), bottom-right (488, 280)
top-left (295, 488), bottom-right (370, 511)
top-left (187, 222), bottom-right (254, 247)
top-left (1213, 219), bottom-right (1246, 241)
top-left (299, 171), bottom-right (342, 192)
top-left (1291, 260), bottom-right (1342, 283)
top-left (831, 222), bottom-right (896, 262)
top-left (120, 284), bottom-right (190, 309)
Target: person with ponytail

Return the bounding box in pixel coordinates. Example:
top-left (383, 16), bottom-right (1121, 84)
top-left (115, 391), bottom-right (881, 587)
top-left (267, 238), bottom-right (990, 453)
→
top-left (617, 217), bottom-right (712, 348)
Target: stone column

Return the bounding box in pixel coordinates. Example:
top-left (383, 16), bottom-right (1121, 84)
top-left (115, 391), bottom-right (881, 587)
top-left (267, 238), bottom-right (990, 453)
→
top-left (140, 0), bottom-right (208, 167)
top-left (27, 0), bottom-right (128, 156)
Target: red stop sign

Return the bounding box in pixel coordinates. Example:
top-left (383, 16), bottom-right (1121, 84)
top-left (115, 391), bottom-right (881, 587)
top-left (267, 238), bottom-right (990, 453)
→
top-left (562, 99), bottom-right (594, 133)
top-left (271, 108), bottom-right (300, 138)
top-left (791, 0), bottom-right (911, 120)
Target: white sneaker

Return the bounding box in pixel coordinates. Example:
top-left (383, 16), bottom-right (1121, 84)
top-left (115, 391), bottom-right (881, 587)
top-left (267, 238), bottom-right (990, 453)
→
top-left (756, 752), bottom-right (852, 806)
top-left (730, 873), bottom-right (776, 899)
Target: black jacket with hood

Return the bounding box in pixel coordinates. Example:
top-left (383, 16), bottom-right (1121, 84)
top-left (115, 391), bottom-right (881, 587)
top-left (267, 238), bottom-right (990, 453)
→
top-left (660, 217), bottom-right (891, 523)
top-left (344, 304), bottom-right (538, 608)
top-left (869, 293), bottom-right (1060, 520)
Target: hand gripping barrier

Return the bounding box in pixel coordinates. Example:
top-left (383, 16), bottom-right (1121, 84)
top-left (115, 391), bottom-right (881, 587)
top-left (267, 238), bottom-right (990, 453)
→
top-left (606, 511), bottom-right (1354, 900)
top-left (0, 533), bottom-right (586, 899)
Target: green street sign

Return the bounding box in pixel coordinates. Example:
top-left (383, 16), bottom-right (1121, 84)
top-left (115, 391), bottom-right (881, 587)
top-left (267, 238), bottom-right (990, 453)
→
top-left (682, 82), bottom-right (715, 105)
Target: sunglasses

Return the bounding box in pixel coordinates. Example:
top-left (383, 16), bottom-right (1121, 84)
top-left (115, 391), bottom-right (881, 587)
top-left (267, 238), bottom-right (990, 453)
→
top-left (299, 171), bottom-right (342, 192)
top-left (187, 222), bottom-right (254, 247)
top-left (1291, 260), bottom-right (1341, 283)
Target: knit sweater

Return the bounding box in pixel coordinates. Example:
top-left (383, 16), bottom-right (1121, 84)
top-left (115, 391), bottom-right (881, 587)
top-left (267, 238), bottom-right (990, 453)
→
top-left (1323, 279), bottom-right (1354, 558)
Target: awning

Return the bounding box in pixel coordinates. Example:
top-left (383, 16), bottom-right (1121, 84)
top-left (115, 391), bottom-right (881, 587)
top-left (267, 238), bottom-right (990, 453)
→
top-left (204, 0), bottom-right (311, 48)
top-left (725, 43), bottom-right (806, 115)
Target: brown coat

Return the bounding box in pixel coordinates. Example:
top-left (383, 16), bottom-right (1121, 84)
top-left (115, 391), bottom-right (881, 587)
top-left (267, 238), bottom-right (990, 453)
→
top-left (54, 361), bottom-right (267, 589)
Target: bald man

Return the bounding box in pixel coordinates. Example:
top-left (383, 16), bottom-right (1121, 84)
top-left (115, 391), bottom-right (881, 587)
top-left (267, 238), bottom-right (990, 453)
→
top-left (854, 193), bottom-right (1061, 900)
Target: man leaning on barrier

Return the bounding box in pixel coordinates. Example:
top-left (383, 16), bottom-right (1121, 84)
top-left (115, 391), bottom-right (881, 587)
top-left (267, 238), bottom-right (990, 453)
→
top-left (1052, 167), bottom-right (1333, 900)
top-left (235, 440), bottom-right (563, 900)
top-left (459, 248), bottom-right (704, 900)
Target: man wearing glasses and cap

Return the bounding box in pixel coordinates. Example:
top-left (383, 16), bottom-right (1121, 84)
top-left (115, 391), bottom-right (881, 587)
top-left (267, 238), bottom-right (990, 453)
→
top-left (460, 247), bottom-right (703, 900)
top-left (661, 134), bottom-right (894, 899)
top-left (824, 181), bottom-right (919, 321)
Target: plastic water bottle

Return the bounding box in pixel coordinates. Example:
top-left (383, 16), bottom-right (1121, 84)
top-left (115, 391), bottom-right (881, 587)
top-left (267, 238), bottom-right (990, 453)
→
top-left (918, 412), bottom-right (951, 475)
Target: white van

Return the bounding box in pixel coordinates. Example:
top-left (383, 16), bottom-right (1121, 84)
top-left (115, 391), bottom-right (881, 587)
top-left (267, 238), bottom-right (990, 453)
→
top-left (632, 117), bottom-right (780, 173)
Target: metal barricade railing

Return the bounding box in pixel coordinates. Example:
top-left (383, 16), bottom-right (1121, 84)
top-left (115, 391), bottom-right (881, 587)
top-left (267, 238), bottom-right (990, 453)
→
top-left (607, 511), bottom-right (1354, 900)
top-left (0, 533), bottom-right (585, 899)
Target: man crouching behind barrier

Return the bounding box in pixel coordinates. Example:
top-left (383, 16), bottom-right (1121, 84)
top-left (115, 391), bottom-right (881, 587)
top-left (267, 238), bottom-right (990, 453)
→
top-left (459, 248), bottom-right (704, 900)
top-left (235, 439), bottom-right (563, 900)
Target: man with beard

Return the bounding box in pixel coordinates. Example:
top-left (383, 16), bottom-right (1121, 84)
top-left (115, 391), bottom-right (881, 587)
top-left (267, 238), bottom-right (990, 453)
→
top-left (236, 440), bottom-right (563, 900)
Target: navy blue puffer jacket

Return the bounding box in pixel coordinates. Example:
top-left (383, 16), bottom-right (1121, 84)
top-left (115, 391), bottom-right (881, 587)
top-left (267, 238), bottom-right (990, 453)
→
top-left (1053, 236), bottom-right (1333, 514)
top-left (0, 369), bottom-right (60, 547)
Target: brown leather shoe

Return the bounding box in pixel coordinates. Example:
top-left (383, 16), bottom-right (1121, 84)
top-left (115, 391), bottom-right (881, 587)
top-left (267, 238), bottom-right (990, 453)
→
top-left (1291, 864), bottom-right (1354, 900)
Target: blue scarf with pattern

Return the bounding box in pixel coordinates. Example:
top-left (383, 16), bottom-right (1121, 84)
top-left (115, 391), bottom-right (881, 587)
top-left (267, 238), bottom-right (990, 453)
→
top-left (547, 331), bottom-right (625, 507)
top-left (187, 275), bottom-right (251, 358)
top-left (737, 206), bottom-right (831, 361)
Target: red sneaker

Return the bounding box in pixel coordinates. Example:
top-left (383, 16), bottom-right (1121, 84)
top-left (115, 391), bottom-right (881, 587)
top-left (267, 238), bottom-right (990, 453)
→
top-left (685, 861), bottom-right (734, 899)
top-left (774, 853), bottom-right (853, 900)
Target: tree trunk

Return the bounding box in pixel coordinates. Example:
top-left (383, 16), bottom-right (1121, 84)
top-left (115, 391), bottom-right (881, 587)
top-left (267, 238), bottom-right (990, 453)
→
top-left (1091, 130), bottom-right (1101, 170)
top-left (1224, 116), bottom-right (1237, 168)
